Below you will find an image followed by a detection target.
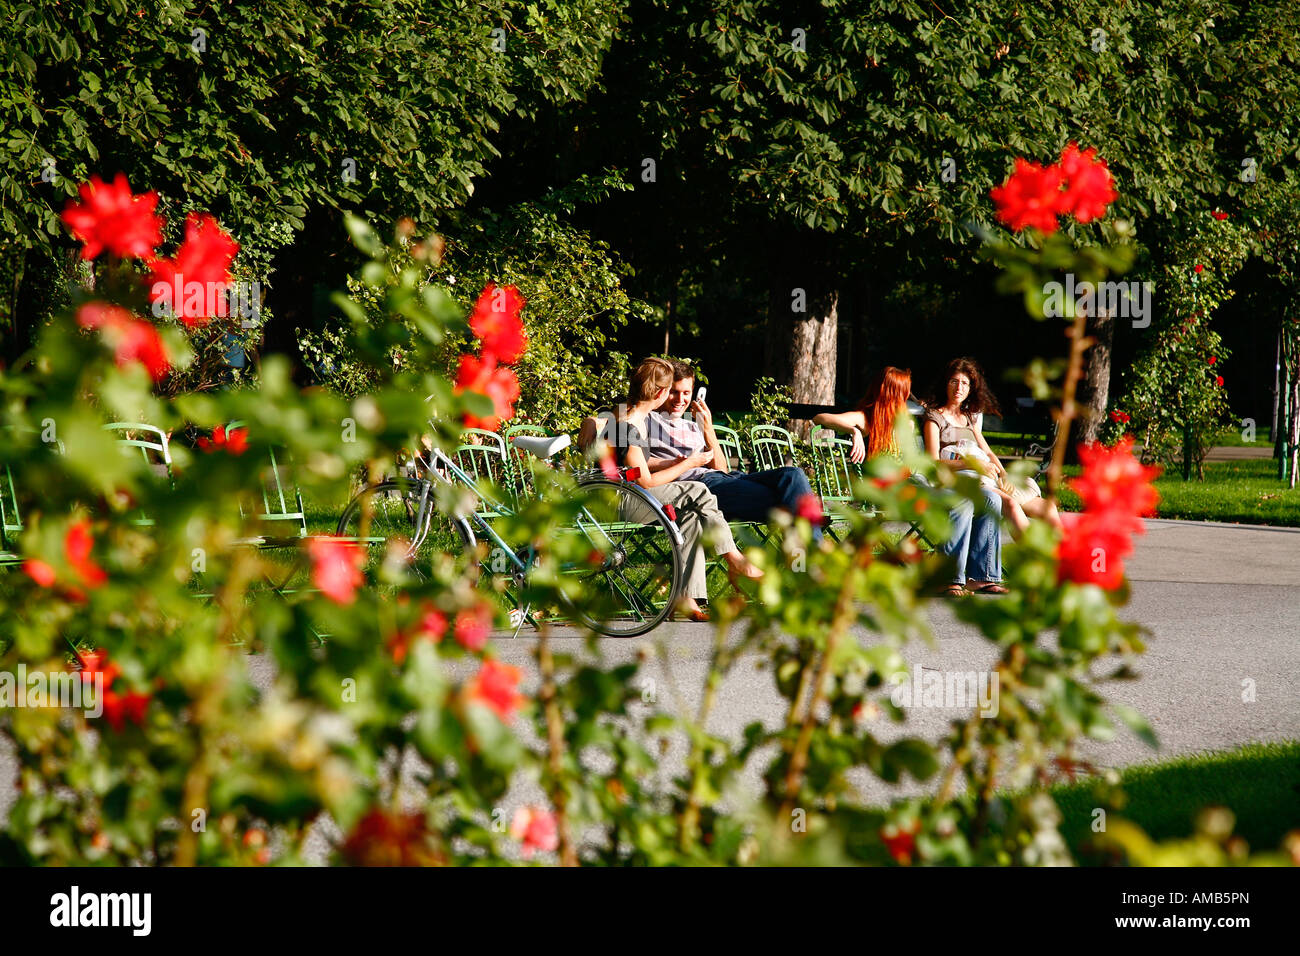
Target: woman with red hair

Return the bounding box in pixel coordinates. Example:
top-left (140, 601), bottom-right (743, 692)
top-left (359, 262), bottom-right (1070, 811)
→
top-left (813, 366), bottom-right (915, 464)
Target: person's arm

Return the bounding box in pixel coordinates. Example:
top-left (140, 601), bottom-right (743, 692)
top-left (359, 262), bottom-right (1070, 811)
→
top-left (689, 399), bottom-right (729, 473)
top-left (624, 444), bottom-right (713, 488)
top-left (646, 455), bottom-right (686, 474)
top-left (971, 417), bottom-right (1007, 477)
top-left (813, 410), bottom-right (868, 463)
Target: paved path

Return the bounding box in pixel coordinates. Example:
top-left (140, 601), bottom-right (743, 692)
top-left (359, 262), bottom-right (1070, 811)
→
top-left (1202, 445), bottom-right (1275, 462)
top-left (469, 518), bottom-right (1300, 805)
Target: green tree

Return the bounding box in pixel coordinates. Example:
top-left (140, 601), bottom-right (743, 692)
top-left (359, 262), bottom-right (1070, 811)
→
top-left (0, 0), bottom-right (626, 357)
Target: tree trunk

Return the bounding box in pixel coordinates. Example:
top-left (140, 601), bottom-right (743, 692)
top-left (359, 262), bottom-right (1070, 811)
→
top-left (764, 254), bottom-right (838, 436)
top-left (1074, 310), bottom-right (1115, 446)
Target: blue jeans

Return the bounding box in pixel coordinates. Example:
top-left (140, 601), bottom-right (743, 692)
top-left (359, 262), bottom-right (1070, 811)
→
top-left (941, 482), bottom-right (1003, 585)
top-left (694, 467), bottom-right (822, 542)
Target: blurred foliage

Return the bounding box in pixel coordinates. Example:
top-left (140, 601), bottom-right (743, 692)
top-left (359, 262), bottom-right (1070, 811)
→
top-left (300, 179), bottom-right (652, 432)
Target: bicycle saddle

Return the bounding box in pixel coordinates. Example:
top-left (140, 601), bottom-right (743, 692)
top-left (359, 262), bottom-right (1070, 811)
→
top-left (510, 434), bottom-right (571, 459)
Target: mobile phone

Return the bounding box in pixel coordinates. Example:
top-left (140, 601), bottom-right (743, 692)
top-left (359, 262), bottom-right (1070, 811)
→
top-left (696, 386), bottom-right (707, 403)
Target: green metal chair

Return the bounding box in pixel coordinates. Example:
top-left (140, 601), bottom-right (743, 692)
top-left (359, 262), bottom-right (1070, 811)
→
top-left (502, 422), bottom-right (555, 504)
top-left (226, 421), bottom-right (308, 546)
top-left (104, 422), bottom-right (173, 526)
top-left (748, 424), bottom-right (799, 472)
top-left (713, 424), bottom-right (751, 473)
top-left (103, 422), bottom-right (173, 480)
top-left (453, 428), bottom-right (513, 519)
top-left (809, 426), bottom-right (865, 540)
top-left (0, 465), bottom-right (23, 568)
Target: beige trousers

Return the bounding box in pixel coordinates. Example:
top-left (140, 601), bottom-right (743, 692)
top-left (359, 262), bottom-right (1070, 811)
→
top-left (647, 481), bottom-right (735, 600)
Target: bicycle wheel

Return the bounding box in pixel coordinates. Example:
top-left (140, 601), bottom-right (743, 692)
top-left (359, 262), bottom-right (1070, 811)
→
top-left (335, 480), bottom-right (477, 580)
top-left (559, 478), bottom-right (684, 637)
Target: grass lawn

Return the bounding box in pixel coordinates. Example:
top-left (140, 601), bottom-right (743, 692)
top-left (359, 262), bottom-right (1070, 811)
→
top-left (1054, 457), bottom-right (1300, 526)
top-left (1209, 424), bottom-right (1274, 448)
top-left (1049, 741), bottom-right (1300, 861)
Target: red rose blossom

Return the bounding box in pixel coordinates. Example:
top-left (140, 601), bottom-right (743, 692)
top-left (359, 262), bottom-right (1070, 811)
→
top-left (148, 212), bottom-right (241, 326)
top-left (469, 284), bottom-right (528, 364)
top-left (989, 158), bottom-right (1065, 233)
top-left (1056, 142), bottom-right (1117, 224)
top-left (76, 303), bottom-right (170, 382)
top-left (466, 659), bottom-right (524, 722)
top-left (1194, 264), bottom-right (1204, 273)
top-left (23, 559), bottom-right (56, 588)
top-left (1216, 375), bottom-right (1224, 387)
top-left (197, 424), bottom-right (248, 455)
top-left (1057, 437), bottom-right (1161, 591)
top-left (307, 537), bottom-right (365, 605)
top-left (454, 353), bottom-right (521, 430)
top-left (61, 173), bottom-right (164, 260)
top-left (454, 604), bottom-right (493, 652)
top-left (511, 806), bottom-right (559, 859)
top-left (795, 493), bottom-right (824, 524)
top-left (64, 520), bottom-right (108, 590)
top-left (1208, 356), bottom-right (1216, 365)
top-left (1212, 211), bottom-right (1229, 220)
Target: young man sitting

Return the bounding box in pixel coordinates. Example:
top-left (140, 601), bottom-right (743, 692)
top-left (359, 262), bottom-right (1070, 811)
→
top-left (579, 361), bottom-right (821, 541)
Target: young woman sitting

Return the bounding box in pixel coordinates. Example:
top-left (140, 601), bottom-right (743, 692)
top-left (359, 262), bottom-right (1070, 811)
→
top-left (813, 365), bottom-right (915, 464)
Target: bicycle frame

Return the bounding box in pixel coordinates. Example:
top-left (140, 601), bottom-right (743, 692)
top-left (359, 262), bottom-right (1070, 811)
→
top-left (421, 445), bottom-right (682, 576)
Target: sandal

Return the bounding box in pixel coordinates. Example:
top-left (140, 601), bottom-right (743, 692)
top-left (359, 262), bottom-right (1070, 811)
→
top-left (936, 583), bottom-right (968, 598)
top-left (671, 602), bottom-right (710, 623)
top-left (971, 582), bottom-right (1009, 595)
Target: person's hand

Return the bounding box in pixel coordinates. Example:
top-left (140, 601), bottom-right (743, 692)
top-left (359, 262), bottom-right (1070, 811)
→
top-left (689, 448), bottom-right (714, 468)
top-left (689, 398), bottom-right (713, 432)
top-left (849, 428), bottom-right (866, 464)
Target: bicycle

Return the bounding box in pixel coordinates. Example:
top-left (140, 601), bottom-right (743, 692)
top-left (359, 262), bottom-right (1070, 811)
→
top-left (335, 433), bottom-right (687, 637)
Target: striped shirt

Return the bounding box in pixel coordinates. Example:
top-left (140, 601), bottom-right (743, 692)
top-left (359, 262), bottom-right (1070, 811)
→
top-left (645, 411), bottom-right (709, 480)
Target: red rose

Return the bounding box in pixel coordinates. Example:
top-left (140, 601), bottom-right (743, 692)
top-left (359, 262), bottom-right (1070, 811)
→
top-left (64, 520), bottom-right (108, 590)
top-left (511, 807), bottom-right (559, 858)
top-left (1216, 375), bottom-right (1224, 387)
top-left (453, 604), bottom-right (493, 652)
top-left (466, 659), bottom-right (524, 722)
top-left (469, 284), bottom-right (528, 364)
top-left (23, 559), bottom-right (56, 588)
top-left (989, 158), bottom-right (1065, 233)
top-left (77, 303), bottom-right (170, 382)
top-left (1069, 438), bottom-right (1160, 519)
top-left (148, 213), bottom-right (240, 326)
top-left (1057, 511), bottom-right (1134, 589)
top-left (198, 424), bottom-right (249, 455)
top-left (418, 605), bottom-right (449, 640)
top-left (61, 173), bottom-right (164, 260)
top-left (1056, 142), bottom-right (1117, 224)
top-left (1194, 264), bottom-right (1204, 273)
top-left (1208, 355), bottom-right (1216, 365)
top-left (454, 353), bottom-right (520, 430)
top-left (1212, 211), bottom-right (1229, 220)
top-left (795, 493), bottom-right (824, 524)
top-left (307, 537), bottom-right (365, 605)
